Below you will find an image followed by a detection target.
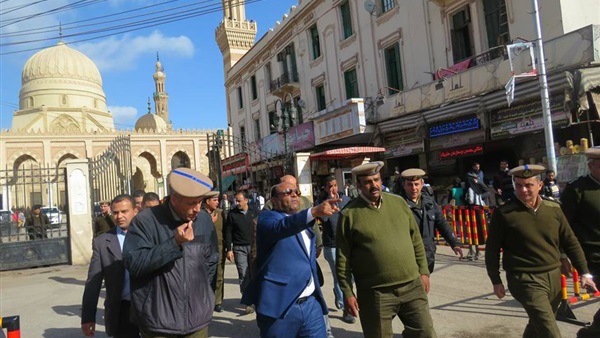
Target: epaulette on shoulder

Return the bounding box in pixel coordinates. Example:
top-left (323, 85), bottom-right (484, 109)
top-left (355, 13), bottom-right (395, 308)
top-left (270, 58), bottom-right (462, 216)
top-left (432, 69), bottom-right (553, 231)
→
top-left (541, 196), bottom-right (561, 207)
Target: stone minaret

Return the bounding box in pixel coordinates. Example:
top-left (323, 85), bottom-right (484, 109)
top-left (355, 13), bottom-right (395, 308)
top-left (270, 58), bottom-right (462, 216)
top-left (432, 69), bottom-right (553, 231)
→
top-left (215, 0), bottom-right (258, 74)
top-left (153, 53), bottom-right (170, 127)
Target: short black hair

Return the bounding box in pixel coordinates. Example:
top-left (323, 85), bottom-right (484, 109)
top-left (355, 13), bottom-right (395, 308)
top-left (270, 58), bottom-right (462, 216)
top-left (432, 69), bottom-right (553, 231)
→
top-left (132, 190), bottom-right (146, 198)
top-left (325, 175), bottom-right (337, 184)
top-left (143, 192), bottom-right (160, 204)
top-left (546, 169), bottom-right (555, 175)
top-left (111, 194), bottom-right (135, 208)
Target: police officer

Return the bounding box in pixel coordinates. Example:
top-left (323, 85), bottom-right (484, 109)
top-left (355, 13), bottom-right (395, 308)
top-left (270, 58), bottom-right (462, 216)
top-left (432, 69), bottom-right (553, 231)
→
top-left (337, 162), bottom-right (436, 338)
top-left (560, 146), bottom-right (600, 338)
top-left (399, 169), bottom-right (463, 273)
top-left (485, 164), bottom-right (596, 338)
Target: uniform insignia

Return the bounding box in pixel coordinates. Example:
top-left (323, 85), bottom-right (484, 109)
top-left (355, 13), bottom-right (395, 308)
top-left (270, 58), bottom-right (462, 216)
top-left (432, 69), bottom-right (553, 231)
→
top-left (522, 169), bottom-right (533, 178)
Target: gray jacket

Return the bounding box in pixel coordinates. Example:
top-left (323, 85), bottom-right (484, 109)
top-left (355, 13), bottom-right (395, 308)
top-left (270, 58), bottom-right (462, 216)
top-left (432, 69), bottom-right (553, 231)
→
top-left (123, 200), bottom-right (216, 335)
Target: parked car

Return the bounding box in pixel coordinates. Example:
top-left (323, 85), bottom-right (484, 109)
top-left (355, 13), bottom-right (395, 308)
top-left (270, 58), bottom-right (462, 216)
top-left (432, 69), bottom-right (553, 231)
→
top-left (41, 207), bottom-right (62, 226)
top-left (0, 210), bottom-right (12, 227)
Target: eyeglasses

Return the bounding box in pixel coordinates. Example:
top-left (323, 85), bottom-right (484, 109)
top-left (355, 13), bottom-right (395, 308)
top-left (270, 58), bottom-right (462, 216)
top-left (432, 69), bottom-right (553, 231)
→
top-left (277, 188), bottom-right (300, 197)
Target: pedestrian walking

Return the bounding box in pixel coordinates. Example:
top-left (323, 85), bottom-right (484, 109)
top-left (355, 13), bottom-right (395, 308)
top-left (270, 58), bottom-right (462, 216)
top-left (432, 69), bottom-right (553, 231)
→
top-left (123, 168), bottom-right (216, 338)
top-left (242, 181), bottom-right (340, 338)
top-left (224, 190), bottom-right (259, 313)
top-left (492, 160), bottom-right (514, 206)
top-left (317, 175), bottom-right (354, 323)
top-left (542, 170), bottom-right (561, 201)
top-left (81, 194), bottom-right (139, 338)
top-left (465, 172), bottom-right (489, 260)
top-left (202, 191), bottom-right (226, 313)
top-left (399, 168), bottom-right (463, 273)
top-left (337, 161), bottom-right (437, 338)
top-left (560, 147), bottom-right (600, 337)
top-left (485, 164), bottom-right (597, 338)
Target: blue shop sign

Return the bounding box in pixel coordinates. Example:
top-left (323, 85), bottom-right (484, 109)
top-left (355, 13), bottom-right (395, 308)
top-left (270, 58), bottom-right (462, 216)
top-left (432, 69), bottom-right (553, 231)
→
top-left (429, 116), bottom-right (480, 138)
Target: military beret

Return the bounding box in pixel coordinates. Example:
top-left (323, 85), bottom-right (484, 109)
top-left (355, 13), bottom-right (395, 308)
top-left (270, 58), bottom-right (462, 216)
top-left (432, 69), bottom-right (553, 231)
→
top-left (401, 168), bottom-right (426, 181)
top-left (508, 164), bottom-right (546, 178)
top-left (32, 204), bottom-right (42, 210)
top-left (168, 168), bottom-right (213, 198)
top-left (203, 191), bottom-right (220, 199)
top-left (584, 146), bottom-right (600, 159)
top-left (351, 161), bottom-right (384, 177)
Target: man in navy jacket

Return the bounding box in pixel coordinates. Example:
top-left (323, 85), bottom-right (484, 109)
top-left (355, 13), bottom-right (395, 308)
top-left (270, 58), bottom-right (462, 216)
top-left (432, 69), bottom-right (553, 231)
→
top-left (242, 182), bottom-right (341, 338)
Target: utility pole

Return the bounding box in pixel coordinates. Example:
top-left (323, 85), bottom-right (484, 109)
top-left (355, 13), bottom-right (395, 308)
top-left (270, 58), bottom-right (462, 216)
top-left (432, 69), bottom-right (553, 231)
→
top-left (531, 0), bottom-right (557, 173)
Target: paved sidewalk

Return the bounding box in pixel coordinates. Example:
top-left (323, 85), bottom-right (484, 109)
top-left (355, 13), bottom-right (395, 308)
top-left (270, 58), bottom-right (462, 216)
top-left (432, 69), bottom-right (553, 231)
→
top-left (1, 245), bottom-right (598, 337)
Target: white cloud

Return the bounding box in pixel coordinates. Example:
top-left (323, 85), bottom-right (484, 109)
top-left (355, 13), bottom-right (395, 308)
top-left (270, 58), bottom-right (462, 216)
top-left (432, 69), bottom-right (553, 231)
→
top-left (108, 105), bottom-right (138, 128)
top-left (76, 30), bottom-right (194, 72)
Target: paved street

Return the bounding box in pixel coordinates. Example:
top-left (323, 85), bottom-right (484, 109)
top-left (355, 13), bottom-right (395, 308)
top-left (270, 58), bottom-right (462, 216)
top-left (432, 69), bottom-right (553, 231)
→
top-left (1, 245), bottom-right (598, 337)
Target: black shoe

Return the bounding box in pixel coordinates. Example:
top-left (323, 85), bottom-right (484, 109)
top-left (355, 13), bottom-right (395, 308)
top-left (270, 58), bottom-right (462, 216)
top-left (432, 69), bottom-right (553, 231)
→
top-left (214, 305), bottom-right (223, 312)
top-left (342, 311), bottom-right (356, 324)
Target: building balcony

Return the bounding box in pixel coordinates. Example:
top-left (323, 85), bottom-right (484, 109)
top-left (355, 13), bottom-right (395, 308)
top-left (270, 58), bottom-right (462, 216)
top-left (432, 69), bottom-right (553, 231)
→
top-left (376, 24), bottom-right (600, 123)
top-left (270, 72), bottom-right (300, 96)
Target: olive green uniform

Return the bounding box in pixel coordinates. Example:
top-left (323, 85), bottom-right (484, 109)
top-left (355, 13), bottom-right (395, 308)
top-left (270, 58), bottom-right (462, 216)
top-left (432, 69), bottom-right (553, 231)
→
top-left (486, 197), bottom-right (590, 338)
top-left (336, 192), bottom-right (436, 338)
top-left (561, 174), bottom-right (600, 335)
top-left (203, 207), bottom-right (226, 307)
top-left (93, 213), bottom-right (114, 237)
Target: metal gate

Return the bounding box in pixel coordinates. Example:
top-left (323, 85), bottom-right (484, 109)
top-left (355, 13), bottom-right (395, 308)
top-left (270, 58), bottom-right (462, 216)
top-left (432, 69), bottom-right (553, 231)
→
top-left (89, 135), bottom-right (133, 217)
top-left (0, 166), bottom-right (70, 271)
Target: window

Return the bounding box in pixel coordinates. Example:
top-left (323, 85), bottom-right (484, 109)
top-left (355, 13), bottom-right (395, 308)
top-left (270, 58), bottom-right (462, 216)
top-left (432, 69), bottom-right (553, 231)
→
top-left (340, 1), bottom-right (353, 40)
top-left (344, 68), bottom-right (359, 99)
top-left (294, 97), bottom-right (303, 125)
top-left (250, 75), bottom-right (258, 100)
top-left (269, 110), bottom-right (277, 134)
top-left (451, 7), bottom-right (474, 62)
top-left (316, 85), bottom-right (326, 111)
top-left (265, 63), bottom-right (272, 89)
top-left (254, 118), bottom-right (261, 141)
top-left (483, 0), bottom-right (510, 48)
top-left (240, 126), bottom-right (247, 151)
top-left (309, 25), bottom-right (321, 60)
top-left (384, 43), bottom-right (403, 94)
top-left (237, 87), bottom-right (244, 109)
top-left (382, 0), bottom-right (395, 13)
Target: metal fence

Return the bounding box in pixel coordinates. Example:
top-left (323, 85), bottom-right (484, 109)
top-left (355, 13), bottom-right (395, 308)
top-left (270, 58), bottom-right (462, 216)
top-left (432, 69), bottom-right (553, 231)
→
top-left (88, 135), bottom-right (133, 217)
top-left (0, 166), bottom-right (70, 270)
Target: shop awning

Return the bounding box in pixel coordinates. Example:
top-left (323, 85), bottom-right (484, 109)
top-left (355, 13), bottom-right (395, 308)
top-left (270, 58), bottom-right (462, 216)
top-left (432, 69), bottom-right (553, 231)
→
top-left (310, 146), bottom-right (386, 160)
top-left (220, 175), bottom-right (236, 192)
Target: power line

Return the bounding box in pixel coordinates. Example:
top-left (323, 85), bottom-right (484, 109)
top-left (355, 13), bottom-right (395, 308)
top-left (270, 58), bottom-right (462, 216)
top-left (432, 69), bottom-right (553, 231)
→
top-left (1, 0), bottom-right (108, 28)
top-left (0, 0), bottom-right (51, 16)
top-left (1, 0), bottom-right (263, 55)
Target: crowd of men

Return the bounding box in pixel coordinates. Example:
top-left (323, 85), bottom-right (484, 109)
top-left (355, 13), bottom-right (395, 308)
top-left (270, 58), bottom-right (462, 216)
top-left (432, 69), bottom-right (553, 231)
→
top-left (80, 146), bottom-right (600, 338)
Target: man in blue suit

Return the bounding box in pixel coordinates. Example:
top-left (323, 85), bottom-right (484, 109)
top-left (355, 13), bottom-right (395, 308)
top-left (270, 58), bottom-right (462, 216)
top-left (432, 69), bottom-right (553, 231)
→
top-left (242, 182), bottom-right (341, 338)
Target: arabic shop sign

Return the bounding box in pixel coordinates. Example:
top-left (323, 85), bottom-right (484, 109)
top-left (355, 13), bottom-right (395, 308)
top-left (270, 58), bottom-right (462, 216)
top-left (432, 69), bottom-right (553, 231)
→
top-left (222, 152), bottom-right (249, 176)
top-left (253, 121), bottom-right (315, 162)
top-left (429, 116), bottom-right (480, 138)
top-left (490, 95), bottom-right (569, 140)
top-left (439, 145), bottom-right (484, 159)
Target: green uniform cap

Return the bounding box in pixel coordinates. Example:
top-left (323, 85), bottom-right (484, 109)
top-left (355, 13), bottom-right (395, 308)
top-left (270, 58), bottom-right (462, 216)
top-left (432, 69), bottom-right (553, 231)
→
top-left (351, 161), bottom-right (384, 177)
top-left (508, 164), bottom-right (546, 178)
top-left (400, 168), bottom-right (426, 181)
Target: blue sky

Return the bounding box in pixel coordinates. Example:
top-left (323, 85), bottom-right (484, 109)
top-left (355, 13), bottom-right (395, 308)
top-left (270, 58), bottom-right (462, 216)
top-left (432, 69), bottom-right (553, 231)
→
top-left (0, 0), bottom-right (298, 131)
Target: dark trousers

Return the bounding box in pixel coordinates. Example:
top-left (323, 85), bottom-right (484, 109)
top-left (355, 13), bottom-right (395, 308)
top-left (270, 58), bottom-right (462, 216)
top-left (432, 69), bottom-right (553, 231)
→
top-left (587, 262), bottom-right (600, 326)
top-left (140, 326), bottom-right (208, 338)
top-left (356, 278), bottom-right (436, 338)
top-left (215, 249), bottom-right (226, 306)
top-left (256, 295), bottom-right (325, 338)
top-left (114, 300), bottom-right (139, 338)
top-left (506, 268), bottom-right (562, 338)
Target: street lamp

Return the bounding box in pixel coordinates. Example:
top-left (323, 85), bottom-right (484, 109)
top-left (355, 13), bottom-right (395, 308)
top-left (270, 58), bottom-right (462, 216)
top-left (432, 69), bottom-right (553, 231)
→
top-left (272, 93), bottom-right (298, 174)
top-left (213, 129), bottom-right (224, 198)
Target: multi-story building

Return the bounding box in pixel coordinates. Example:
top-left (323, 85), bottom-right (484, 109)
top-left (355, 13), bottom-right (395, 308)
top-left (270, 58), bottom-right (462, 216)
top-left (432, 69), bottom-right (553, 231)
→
top-left (216, 0), bottom-right (600, 195)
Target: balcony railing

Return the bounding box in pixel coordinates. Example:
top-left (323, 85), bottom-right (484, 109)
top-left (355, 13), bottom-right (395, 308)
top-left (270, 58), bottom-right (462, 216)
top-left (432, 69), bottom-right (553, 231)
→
top-left (270, 72), bottom-right (299, 93)
top-left (435, 45), bottom-right (508, 80)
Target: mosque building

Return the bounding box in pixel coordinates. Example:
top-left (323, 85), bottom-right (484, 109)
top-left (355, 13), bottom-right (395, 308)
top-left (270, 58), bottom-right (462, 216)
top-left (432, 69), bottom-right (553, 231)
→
top-left (0, 40), bottom-right (213, 210)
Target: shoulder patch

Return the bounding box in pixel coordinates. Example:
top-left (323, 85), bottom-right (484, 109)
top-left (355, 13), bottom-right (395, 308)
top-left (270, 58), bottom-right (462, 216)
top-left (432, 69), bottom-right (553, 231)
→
top-left (541, 196), bottom-right (561, 207)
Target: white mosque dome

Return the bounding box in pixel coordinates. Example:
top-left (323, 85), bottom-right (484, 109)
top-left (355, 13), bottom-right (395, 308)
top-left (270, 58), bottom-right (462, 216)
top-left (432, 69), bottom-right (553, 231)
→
top-left (135, 113), bottom-right (168, 132)
top-left (21, 41), bottom-right (102, 86)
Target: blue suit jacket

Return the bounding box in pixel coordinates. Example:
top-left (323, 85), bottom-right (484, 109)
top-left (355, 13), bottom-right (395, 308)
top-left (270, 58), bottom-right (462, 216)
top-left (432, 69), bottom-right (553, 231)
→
top-left (241, 209), bottom-right (328, 319)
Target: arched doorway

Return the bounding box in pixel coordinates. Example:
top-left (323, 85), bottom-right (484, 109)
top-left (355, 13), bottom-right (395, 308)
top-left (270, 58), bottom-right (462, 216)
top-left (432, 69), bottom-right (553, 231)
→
top-left (171, 151), bottom-right (191, 169)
